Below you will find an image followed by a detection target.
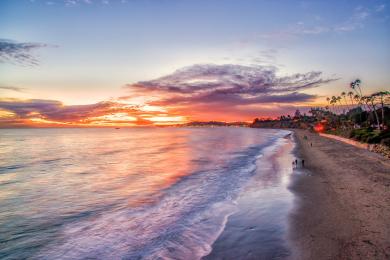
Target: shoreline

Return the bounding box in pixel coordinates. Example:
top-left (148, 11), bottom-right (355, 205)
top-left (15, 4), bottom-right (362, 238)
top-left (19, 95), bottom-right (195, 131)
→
top-left (289, 129), bottom-right (390, 259)
top-left (204, 132), bottom-right (295, 259)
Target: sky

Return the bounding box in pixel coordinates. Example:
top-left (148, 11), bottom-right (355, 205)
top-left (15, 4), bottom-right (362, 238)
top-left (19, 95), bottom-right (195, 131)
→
top-left (0, 0), bottom-right (389, 127)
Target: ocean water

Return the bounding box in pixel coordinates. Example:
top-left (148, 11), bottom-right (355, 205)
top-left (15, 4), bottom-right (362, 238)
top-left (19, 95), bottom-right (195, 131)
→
top-left (0, 127), bottom-right (293, 259)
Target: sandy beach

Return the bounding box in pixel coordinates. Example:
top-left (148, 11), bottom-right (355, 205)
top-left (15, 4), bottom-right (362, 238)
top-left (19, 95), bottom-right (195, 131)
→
top-left (289, 130), bottom-right (390, 260)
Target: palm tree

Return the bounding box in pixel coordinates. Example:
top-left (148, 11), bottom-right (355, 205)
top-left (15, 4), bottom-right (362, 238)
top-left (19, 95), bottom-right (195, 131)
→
top-left (371, 91), bottom-right (390, 129)
top-left (337, 96), bottom-right (343, 114)
top-left (355, 93), bottom-right (370, 112)
top-left (360, 96), bottom-right (379, 129)
top-left (355, 79), bottom-right (363, 95)
top-left (368, 95), bottom-right (381, 130)
top-left (348, 91), bottom-right (355, 108)
top-left (326, 97), bottom-right (331, 113)
top-left (352, 79), bottom-right (363, 96)
top-left (341, 92), bottom-right (349, 113)
top-left (354, 94), bottom-right (361, 106)
top-left (353, 94), bottom-right (364, 126)
top-left (350, 81), bottom-right (359, 96)
top-left (350, 79), bottom-right (364, 102)
top-left (331, 96), bottom-right (338, 114)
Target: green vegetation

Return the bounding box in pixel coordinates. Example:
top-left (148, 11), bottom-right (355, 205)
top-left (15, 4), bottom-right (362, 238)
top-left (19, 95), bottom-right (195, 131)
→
top-left (251, 79), bottom-right (390, 147)
top-left (349, 128), bottom-right (390, 144)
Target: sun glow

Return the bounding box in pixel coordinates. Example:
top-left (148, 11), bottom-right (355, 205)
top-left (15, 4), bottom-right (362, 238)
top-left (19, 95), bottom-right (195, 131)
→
top-left (140, 105), bottom-right (167, 112)
top-left (0, 110), bottom-right (16, 118)
top-left (92, 113), bottom-right (138, 122)
top-left (29, 117), bottom-right (69, 125)
top-left (148, 116), bottom-right (186, 122)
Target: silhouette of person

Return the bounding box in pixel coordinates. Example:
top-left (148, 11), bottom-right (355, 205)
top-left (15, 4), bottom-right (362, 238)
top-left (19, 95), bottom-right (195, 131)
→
top-left (302, 159), bottom-right (305, 167)
top-left (310, 142), bottom-right (312, 147)
top-left (295, 159), bottom-right (298, 165)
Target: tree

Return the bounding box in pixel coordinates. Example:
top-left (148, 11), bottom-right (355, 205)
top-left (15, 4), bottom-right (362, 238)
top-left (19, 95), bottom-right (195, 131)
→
top-left (294, 109), bottom-right (301, 118)
top-left (348, 91), bottom-right (355, 107)
top-left (350, 79), bottom-right (363, 97)
top-left (350, 79), bottom-right (364, 115)
top-left (337, 96), bottom-right (343, 114)
top-left (326, 97), bottom-right (331, 113)
top-left (341, 92), bottom-right (350, 111)
top-left (361, 96), bottom-right (380, 129)
top-left (371, 91), bottom-right (390, 129)
top-left (368, 95), bottom-right (381, 129)
top-left (354, 94), bottom-right (361, 106)
top-left (331, 96), bottom-right (338, 114)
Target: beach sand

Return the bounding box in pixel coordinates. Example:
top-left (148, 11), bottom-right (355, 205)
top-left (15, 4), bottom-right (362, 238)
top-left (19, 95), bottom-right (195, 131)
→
top-left (289, 129), bottom-right (390, 260)
top-left (204, 133), bottom-right (295, 260)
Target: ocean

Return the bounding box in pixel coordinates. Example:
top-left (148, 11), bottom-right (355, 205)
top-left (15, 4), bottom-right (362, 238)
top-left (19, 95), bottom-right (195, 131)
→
top-left (0, 127), bottom-right (295, 259)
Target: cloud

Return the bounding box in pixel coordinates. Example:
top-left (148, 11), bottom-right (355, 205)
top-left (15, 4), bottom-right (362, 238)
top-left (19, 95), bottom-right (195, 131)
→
top-left (334, 6), bottom-right (370, 32)
top-left (0, 99), bottom-right (155, 126)
top-left (150, 91), bottom-right (316, 107)
top-left (375, 4), bottom-right (385, 12)
top-left (125, 64), bottom-right (336, 109)
top-left (63, 0), bottom-right (93, 5)
top-left (0, 86), bottom-right (25, 92)
top-left (259, 5), bottom-right (381, 41)
top-left (0, 99), bottom-right (63, 117)
top-left (30, 0), bottom-right (125, 6)
top-left (0, 39), bottom-right (51, 66)
top-left (0, 63), bottom-right (337, 126)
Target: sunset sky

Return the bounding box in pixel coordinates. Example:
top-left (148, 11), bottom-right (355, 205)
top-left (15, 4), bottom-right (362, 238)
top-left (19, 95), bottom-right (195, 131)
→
top-left (0, 0), bottom-right (389, 127)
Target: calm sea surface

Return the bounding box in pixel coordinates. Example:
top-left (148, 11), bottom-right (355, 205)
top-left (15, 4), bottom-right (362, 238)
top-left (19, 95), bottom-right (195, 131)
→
top-left (0, 127), bottom-right (293, 259)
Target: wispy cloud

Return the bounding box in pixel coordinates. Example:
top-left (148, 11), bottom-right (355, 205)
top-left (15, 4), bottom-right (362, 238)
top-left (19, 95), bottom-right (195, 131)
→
top-left (0, 86), bottom-right (25, 92)
top-left (64, 0), bottom-right (94, 6)
top-left (30, 0), bottom-right (128, 6)
top-left (0, 39), bottom-right (51, 66)
top-left (375, 4), bottom-right (386, 12)
top-left (334, 6), bottom-right (370, 32)
top-left (260, 4), bottom-right (382, 41)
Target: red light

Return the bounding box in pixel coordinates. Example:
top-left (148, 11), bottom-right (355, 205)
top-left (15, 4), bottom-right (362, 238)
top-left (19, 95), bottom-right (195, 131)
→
top-left (314, 123), bottom-right (324, 132)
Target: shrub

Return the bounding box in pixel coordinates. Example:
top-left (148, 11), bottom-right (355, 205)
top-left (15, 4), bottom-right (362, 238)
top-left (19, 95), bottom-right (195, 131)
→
top-left (349, 128), bottom-right (386, 143)
top-left (381, 138), bottom-right (390, 147)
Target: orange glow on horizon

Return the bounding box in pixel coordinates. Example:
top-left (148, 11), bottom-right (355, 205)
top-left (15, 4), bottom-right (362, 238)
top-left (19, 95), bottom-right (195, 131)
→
top-left (148, 116), bottom-right (186, 122)
top-left (0, 96), bottom-right (328, 128)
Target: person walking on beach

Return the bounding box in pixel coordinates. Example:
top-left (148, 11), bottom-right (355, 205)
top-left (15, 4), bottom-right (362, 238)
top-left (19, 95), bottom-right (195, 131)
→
top-left (295, 159), bottom-right (298, 165)
top-left (302, 159), bottom-right (305, 167)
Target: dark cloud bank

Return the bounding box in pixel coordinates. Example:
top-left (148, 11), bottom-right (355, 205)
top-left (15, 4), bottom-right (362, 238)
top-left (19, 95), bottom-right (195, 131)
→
top-left (0, 99), bottom-right (113, 120)
top-left (127, 64), bottom-right (336, 107)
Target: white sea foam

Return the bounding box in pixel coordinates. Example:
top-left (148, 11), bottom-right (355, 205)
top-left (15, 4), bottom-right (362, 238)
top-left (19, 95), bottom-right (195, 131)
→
top-left (0, 127), bottom-right (290, 260)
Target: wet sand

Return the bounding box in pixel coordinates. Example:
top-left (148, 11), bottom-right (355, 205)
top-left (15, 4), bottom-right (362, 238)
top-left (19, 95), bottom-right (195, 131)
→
top-left (204, 135), bottom-right (295, 260)
top-left (289, 129), bottom-right (390, 260)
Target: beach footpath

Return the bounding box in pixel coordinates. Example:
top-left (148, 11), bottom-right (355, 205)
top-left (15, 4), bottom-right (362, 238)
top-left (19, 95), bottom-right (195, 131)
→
top-left (288, 129), bottom-right (390, 260)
